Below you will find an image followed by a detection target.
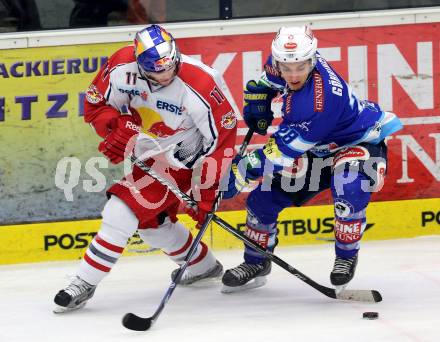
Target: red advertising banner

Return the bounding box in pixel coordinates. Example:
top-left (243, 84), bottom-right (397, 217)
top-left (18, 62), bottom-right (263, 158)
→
top-left (1, 22), bottom-right (438, 223)
top-left (178, 23), bottom-right (440, 207)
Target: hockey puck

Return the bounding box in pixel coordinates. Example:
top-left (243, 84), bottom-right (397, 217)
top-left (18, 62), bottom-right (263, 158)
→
top-left (363, 312), bottom-right (379, 320)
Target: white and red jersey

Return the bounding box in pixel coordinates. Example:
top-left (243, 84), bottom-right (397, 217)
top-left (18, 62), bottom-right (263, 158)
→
top-left (84, 45), bottom-right (237, 193)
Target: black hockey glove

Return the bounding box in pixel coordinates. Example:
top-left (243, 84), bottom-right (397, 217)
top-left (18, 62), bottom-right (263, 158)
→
top-left (243, 80), bottom-right (277, 135)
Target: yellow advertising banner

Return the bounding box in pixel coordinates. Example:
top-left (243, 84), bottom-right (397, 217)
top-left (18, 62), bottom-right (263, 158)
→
top-left (1, 198), bottom-right (439, 265)
top-left (212, 197), bottom-right (440, 249)
top-left (0, 42), bottom-right (129, 224)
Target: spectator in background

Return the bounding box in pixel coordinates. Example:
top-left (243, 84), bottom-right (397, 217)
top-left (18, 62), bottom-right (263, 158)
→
top-left (70, 0), bottom-right (166, 28)
top-left (0, 0), bottom-right (41, 30)
top-left (70, 0), bottom-right (128, 27)
top-left (127, 0), bottom-right (166, 24)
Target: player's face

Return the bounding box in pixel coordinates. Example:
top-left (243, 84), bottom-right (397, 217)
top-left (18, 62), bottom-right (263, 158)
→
top-left (278, 60), bottom-right (312, 91)
top-left (145, 65), bottom-right (177, 86)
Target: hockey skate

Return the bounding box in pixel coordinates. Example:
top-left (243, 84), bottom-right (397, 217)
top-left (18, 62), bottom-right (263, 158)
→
top-left (330, 255), bottom-right (358, 293)
top-left (53, 276), bottom-right (96, 313)
top-left (221, 260), bottom-right (271, 293)
top-left (171, 260), bottom-right (223, 286)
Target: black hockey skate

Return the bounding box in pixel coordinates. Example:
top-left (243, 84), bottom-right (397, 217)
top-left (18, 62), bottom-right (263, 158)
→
top-left (330, 254), bottom-right (358, 291)
top-left (171, 260), bottom-right (223, 285)
top-left (53, 276), bottom-right (96, 313)
top-left (221, 260), bottom-right (271, 293)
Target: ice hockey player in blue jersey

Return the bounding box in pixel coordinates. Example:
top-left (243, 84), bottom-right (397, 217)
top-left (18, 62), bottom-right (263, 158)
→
top-left (221, 26), bottom-right (403, 293)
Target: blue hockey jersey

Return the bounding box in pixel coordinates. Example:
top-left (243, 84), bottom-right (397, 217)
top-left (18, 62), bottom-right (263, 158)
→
top-left (256, 52), bottom-right (403, 169)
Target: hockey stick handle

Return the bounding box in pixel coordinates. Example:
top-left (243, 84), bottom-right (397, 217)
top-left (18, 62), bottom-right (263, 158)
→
top-left (237, 128), bottom-right (253, 157)
top-left (213, 128), bottom-right (253, 210)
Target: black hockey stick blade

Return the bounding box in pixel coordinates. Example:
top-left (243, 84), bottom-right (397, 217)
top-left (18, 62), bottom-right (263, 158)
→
top-left (372, 290), bottom-right (383, 302)
top-left (122, 313), bottom-right (153, 331)
top-left (359, 289), bottom-right (382, 302)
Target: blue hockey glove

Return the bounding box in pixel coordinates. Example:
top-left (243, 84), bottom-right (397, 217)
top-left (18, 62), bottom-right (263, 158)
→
top-left (222, 151), bottom-right (262, 199)
top-left (243, 80), bottom-right (277, 136)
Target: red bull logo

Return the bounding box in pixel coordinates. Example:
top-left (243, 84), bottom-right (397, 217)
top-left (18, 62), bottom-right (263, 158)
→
top-left (148, 121), bottom-right (185, 138)
top-left (85, 84), bottom-right (104, 104)
top-left (221, 111), bottom-right (237, 129)
top-left (154, 57), bottom-right (173, 71)
top-left (284, 42), bottom-right (297, 50)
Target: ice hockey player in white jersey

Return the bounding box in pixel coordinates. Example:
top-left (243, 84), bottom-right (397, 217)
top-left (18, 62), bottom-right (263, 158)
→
top-left (221, 26), bottom-right (402, 293)
top-left (53, 24), bottom-right (237, 312)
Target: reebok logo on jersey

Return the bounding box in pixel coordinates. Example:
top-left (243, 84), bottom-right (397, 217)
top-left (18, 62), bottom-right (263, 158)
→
top-left (125, 121), bottom-right (141, 133)
top-left (334, 219), bottom-right (362, 243)
top-left (156, 100), bottom-right (183, 115)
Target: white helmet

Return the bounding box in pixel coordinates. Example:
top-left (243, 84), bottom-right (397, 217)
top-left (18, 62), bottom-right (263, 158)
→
top-left (271, 26), bottom-right (317, 66)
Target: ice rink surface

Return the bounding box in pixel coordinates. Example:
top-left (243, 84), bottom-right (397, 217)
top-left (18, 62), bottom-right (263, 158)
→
top-left (1, 236), bottom-right (439, 342)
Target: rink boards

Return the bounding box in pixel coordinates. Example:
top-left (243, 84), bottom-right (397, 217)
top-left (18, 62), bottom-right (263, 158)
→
top-left (1, 11), bottom-right (440, 265)
top-left (1, 197), bottom-right (439, 265)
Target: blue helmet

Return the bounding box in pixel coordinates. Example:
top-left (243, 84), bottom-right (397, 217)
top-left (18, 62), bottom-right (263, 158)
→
top-left (134, 25), bottom-right (181, 75)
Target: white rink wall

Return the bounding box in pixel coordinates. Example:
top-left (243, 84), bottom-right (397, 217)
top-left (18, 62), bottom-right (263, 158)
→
top-left (0, 7), bottom-right (439, 262)
top-left (1, 7), bottom-right (440, 49)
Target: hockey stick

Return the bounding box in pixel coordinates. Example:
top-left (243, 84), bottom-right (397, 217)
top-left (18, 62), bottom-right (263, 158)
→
top-left (123, 130), bottom-right (381, 332)
top-left (212, 215), bottom-right (382, 303)
top-left (126, 140), bottom-right (381, 303)
top-left (122, 129), bottom-right (254, 331)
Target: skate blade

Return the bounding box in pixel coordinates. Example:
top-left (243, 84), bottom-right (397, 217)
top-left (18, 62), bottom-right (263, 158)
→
top-left (53, 301), bottom-right (87, 314)
top-left (334, 284), bottom-right (348, 295)
top-left (178, 274), bottom-right (223, 287)
top-left (221, 276), bottom-right (267, 294)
